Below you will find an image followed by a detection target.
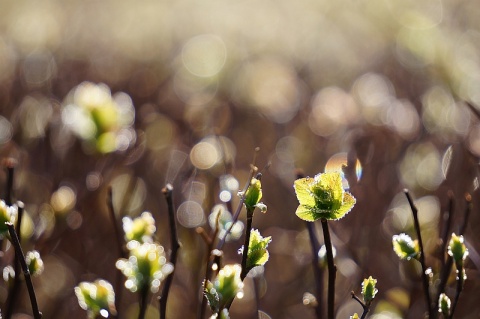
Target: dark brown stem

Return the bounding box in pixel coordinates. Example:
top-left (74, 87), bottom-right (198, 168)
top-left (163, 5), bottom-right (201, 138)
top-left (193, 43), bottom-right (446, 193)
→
top-left (5, 202), bottom-right (24, 319)
top-left (6, 223), bottom-right (42, 319)
top-left (404, 190), bottom-right (432, 319)
top-left (107, 187), bottom-right (125, 318)
top-left (449, 265), bottom-right (464, 319)
top-left (160, 184), bottom-right (180, 319)
top-left (434, 194), bottom-right (471, 316)
top-left (321, 219), bottom-right (336, 319)
top-left (306, 221), bottom-right (323, 319)
top-left (351, 292), bottom-right (369, 319)
top-left (138, 287), bottom-right (149, 319)
top-left (4, 158), bottom-right (16, 206)
top-left (439, 192), bottom-right (454, 268)
top-left (240, 209), bottom-right (255, 281)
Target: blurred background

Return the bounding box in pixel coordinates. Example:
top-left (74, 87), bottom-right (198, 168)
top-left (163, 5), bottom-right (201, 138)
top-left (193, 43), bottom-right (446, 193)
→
top-left (0, 0), bottom-right (480, 318)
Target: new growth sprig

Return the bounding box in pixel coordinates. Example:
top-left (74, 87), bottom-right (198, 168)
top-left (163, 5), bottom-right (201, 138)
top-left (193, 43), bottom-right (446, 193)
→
top-left (294, 171), bottom-right (356, 319)
top-left (351, 276), bottom-right (378, 319)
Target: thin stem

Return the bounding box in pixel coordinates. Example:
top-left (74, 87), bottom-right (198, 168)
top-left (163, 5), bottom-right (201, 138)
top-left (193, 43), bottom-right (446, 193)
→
top-left (351, 292), bottom-right (369, 319)
top-left (138, 287), bottom-right (149, 319)
top-left (4, 158), bottom-right (16, 206)
top-left (298, 169), bottom-right (323, 319)
top-left (449, 265), bottom-right (464, 319)
top-left (439, 192), bottom-right (454, 268)
top-left (6, 223), bottom-right (42, 319)
top-left (107, 187), bottom-right (125, 318)
top-left (240, 208), bottom-right (255, 281)
top-left (321, 219), bottom-right (336, 319)
top-left (160, 184), bottom-right (180, 319)
top-left (5, 202), bottom-right (24, 319)
top-left (404, 190), bottom-right (432, 319)
top-left (306, 221), bottom-right (323, 319)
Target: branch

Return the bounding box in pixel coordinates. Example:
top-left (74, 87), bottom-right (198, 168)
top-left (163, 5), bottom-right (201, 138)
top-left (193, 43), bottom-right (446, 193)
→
top-left (321, 219), bottom-right (336, 319)
top-left (351, 292), bottom-right (369, 319)
top-left (6, 223), bottom-right (42, 319)
top-left (404, 190), bottom-right (432, 319)
top-left (160, 184), bottom-right (180, 319)
top-left (240, 208), bottom-right (255, 281)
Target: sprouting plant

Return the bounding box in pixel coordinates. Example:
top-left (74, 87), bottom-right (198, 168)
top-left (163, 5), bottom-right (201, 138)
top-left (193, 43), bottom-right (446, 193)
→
top-left (444, 233), bottom-right (469, 318)
top-left (392, 233), bottom-right (420, 261)
top-left (240, 176), bottom-right (268, 280)
top-left (0, 200), bottom-right (17, 236)
top-left (438, 293), bottom-right (451, 318)
top-left (61, 82), bottom-right (136, 153)
top-left (122, 211), bottom-right (156, 243)
top-left (204, 264), bottom-right (244, 315)
top-left (25, 250), bottom-right (44, 277)
top-left (293, 171), bottom-right (355, 222)
top-left (116, 240), bottom-right (173, 319)
top-left (75, 279), bottom-right (116, 319)
top-left (116, 241), bottom-right (174, 294)
top-left (238, 229), bottom-right (271, 278)
top-left (294, 171), bottom-right (356, 319)
top-left (351, 276), bottom-right (378, 319)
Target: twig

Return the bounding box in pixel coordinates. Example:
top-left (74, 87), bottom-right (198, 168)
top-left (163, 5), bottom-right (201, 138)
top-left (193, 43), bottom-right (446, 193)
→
top-left (138, 286), bottom-right (149, 319)
top-left (5, 202), bottom-right (24, 319)
top-left (321, 219), bottom-right (336, 319)
top-left (240, 208), bottom-right (255, 281)
top-left (4, 158), bottom-right (16, 206)
top-left (439, 192), bottom-right (454, 268)
top-left (404, 190), bottom-right (432, 319)
top-left (351, 292), bottom-right (369, 319)
top-left (306, 222), bottom-right (323, 319)
top-left (107, 187), bottom-right (125, 318)
top-left (449, 264), bottom-right (464, 319)
top-left (434, 194), bottom-right (471, 316)
top-left (6, 223), bottom-right (42, 319)
top-left (160, 184), bottom-right (180, 319)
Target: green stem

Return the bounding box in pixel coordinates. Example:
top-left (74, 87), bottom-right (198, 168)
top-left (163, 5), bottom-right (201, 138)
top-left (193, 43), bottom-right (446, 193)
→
top-left (160, 184), bottom-right (180, 319)
top-left (321, 219), bottom-right (336, 319)
top-left (6, 223), bottom-right (42, 319)
top-left (405, 190), bottom-right (432, 319)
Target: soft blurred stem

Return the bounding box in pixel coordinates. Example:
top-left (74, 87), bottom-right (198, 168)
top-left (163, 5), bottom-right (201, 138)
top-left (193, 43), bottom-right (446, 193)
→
top-left (216, 148), bottom-right (259, 251)
top-left (5, 201), bottom-right (24, 319)
top-left (138, 286), bottom-right (149, 319)
top-left (4, 158), bottom-right (16, 206)
top-left (6, 223), bottom-right (42, 319)
top-left (439, 192), bottom-right (454, 269)
top-left (160, 184), bottom-right (180, 319)
top-left (434, 194), bottom-right (471, 317)
top-left (107, 187), bottom-right (125, 318)
top-left (449, 264), bottom-right (464, 319)
top-left (240, 208), bottom-right (255, 281)
top-left (351, 292), bottom-right (369, 319)
top-left (306, 222), bottom-right (323, 319)
top-left (321, 219), bottom-right (335, 319)
top-left (404, 190), bottom-right (432, 319)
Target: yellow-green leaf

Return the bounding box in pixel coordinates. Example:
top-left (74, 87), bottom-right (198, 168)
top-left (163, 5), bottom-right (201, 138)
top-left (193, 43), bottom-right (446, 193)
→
top-left (294, 177), bottom-right (316, 207)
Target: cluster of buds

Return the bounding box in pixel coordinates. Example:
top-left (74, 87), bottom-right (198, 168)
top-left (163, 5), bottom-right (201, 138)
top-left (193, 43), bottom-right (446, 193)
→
top-left (62, 82), bottom-right (136, 154)
top-left (75, 279), bottom-right (116, 319)
top-left (204, 264), bottom-right (244, 314)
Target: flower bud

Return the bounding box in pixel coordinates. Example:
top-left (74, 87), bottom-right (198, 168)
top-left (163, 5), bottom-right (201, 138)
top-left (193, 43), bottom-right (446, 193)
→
top-left (448, 233), bottom-right (468, 266)
top-left (361, 276), bottom-right (378, 303)
top-left (26, 250), bottom-right (44, 276)
top-left (75, 279), bottom-right (116, 318)
top-left (392, 233), bottom-right (419, 260)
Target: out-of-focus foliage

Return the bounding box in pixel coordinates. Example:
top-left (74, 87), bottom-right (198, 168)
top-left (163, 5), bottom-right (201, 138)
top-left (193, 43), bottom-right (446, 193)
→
top-left (0, 0), bottom-right (480, 318)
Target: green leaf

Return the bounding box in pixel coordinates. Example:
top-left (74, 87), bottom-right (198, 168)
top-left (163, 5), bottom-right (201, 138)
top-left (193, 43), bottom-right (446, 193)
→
top-left (361, 276), bottom-right (378, 302)
top-left (294, 177), bottom-right (316, 207)
top-left (438, 293), bottom-right (451, 317)
top-left (448, 233), bottom-right (468, 266)
top-left (392, 233), bottom-right (419, 260)
top-left (245, 229), bottom-right (272, 271)
top-left (293, 172), bottom-right (356, 222)
top-left (204, 281), bottom-right (220, 313)
top-left (245, 178), bottom-right (263, 211)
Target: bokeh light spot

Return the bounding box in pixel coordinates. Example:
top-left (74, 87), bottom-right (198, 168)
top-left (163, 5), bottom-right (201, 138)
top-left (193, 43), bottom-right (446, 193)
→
top-left (182, 34), bottom-right (227, 78)
top-left (177, 201), bottom-right (205, 228)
